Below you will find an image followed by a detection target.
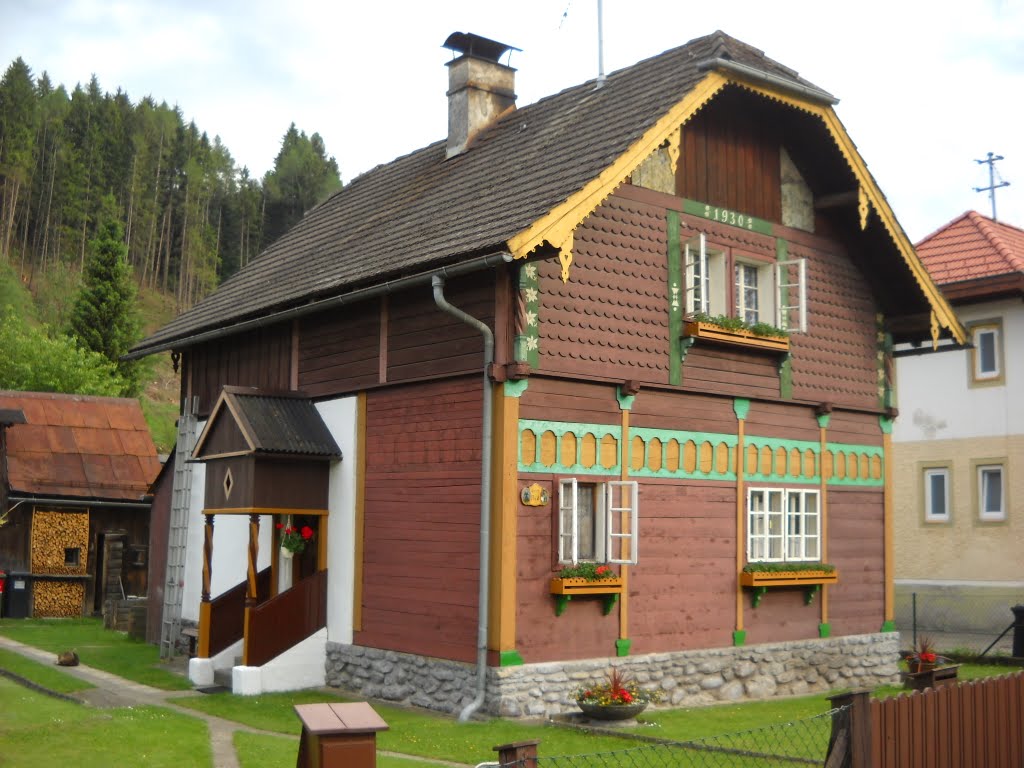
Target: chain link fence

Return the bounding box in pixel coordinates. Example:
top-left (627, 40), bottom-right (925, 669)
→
top-left (491, 707), bottom-right (845, 768)
top-left (894, 588), bottom-right (1020, 656)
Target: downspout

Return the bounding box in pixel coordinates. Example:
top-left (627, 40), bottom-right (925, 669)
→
top-left (431, 273), bottom-right (493, 723)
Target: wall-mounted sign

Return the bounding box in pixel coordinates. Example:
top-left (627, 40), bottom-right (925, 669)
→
top-left (521, 483), bottom-right (549, 506)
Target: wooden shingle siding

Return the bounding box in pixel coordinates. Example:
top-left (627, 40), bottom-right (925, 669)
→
top-left (537, 192), bottom-right (670, 383)
top-left (356, 378), bottom-right (482, 661)
top-left (677, 87), bottom-right (782, 222)
top-left (188, 324), bottom-right (291, 416)
top-left (826, 487), bottom-right (885, 636)
top-left (298, 302), bottom-right (380, 396)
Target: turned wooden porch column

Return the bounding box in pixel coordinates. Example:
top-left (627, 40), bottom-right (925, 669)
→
top-left (197, 514), bottom-right (214, 657)
top-left (242, 513), bottom-right (260, 665)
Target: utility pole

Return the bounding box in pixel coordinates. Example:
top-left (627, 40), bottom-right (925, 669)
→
top-left (974, 152), bottom-right (1010, 221)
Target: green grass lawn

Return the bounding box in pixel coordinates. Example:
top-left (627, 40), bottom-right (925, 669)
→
top-left (0, 617), bottom-right (191, 690)
top-left (0, 676), bottom-right (211, 768)
top-left (0, 646), bottom-right (95, 693)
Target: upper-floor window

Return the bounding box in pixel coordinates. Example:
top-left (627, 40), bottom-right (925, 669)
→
top-left (746, 488), bottom-right (820, 563)
top-left (684, 232), bottom-right (806, 332)
top-left (558, 479), bottom-right (638, 565)
top-left (923, 467), bottom-right (950, 523)
top-left (970, 322), bottom-right (1002, 384)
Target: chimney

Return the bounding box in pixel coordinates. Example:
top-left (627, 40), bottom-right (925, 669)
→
top-left (443, 32), bottom-right (518, 158)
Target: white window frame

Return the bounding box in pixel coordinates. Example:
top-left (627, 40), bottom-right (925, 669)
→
top-left (684, 231), bottom-right (806, 331)
top-left (923, 468), bottom-right (950, 523)
top-left (746, 487), bottom-right (820, 563)
top-left (971, 325), bottom-right (1001, 381)
top-left (978, 465), bottom-right (1005, 521)
top-left (558, 478), bottom-right (638, 565)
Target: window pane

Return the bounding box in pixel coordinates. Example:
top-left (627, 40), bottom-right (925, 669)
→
top-left (734, 264), bottom-right (760, 324)
top-left (977, 330), bottom-right (997, 375)
top-left (981, 468), bottom-right (1003, 515)
top-left (928, 472), bottom-right (947, 518)
top-left (577, 485), bottom-right (596, 559)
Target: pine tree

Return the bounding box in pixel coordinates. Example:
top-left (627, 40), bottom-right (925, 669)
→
top-left (67, 201), bottom-right (141, 395)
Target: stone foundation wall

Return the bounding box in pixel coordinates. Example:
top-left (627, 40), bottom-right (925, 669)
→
top-left (326, 632), bottom-right (901, 718)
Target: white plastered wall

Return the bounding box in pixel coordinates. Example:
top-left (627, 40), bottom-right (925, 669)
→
top-left (316, 397), bottom-right (358, 644)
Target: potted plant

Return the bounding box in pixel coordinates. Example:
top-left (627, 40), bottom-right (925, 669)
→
top-left (906, 635), bottom-right (940, 674)
top-left (683, 313), bottom-right (790, 352)
top-left (574, 667), bottom-right (662, 721)
top-left (277, 522), bottom-right (314, 559)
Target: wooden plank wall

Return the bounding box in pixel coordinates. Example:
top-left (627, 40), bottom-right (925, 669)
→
top-left (188, 324), bottom-right (291, 416)
top-left (356, 377), bottom-right (483, 662)
top-left (828, 487), bottom-right (884, 636)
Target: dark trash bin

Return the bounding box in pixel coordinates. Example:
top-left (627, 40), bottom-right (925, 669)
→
top-left (4, 572), bottom-right (31, 619)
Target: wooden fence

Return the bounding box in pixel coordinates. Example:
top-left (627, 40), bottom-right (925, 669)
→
top-left (829, 671), bottom-right (1024, 767)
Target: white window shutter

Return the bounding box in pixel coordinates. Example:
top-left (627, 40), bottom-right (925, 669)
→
top-left (684, 233), bottom-right (708, 315)
top-left (774, 258), bottom-right (807, 332)
top-left (558, 478), bottom-right (579, 564)
top-left (605, 481), bottom-right (639, 565)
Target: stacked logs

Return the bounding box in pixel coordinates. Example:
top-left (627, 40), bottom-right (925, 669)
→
top-left (30, 510), bottom-right (89, 617)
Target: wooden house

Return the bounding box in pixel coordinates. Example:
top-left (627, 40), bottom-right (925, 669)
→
top-left (0, 391), bottom-right (160, 619)
top-left (893, 212), bottom-right (1024, 646)
top-left (131, 31), bottom-right (965, 711)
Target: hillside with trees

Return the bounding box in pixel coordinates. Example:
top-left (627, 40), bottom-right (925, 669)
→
top-left (0, 56), bottom-right (343, 450)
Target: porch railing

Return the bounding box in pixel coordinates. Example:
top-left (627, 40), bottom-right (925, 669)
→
top-left (206, 566), bottom-right (271, 657)
top-left (245, 568), bottom-right (328, 667)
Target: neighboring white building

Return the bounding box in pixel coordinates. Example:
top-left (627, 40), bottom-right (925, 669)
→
top-left (893, 211), bottom-right (1024, 648)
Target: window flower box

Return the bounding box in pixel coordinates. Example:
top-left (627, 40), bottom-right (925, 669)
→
top-left (683, 320), bottom-right (790, 353)
top-left (739, 566), bottom-right (838, 608)
top-left (549, 576), bottom-right (624, 616)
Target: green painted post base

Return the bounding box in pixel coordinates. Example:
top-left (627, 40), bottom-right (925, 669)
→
top-left (818, 623), bottom-right (831, 638)
top-left (880, 620), bottom-right (896, 633)
top-left (499, 650), bottom-right (525, 666)
top-left (733, 630), bottom-right (747, 647)
top-left (615, 638), bottom-right (631, 657)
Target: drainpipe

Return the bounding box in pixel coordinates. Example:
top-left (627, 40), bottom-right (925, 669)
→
top-left (431, 273), bottom-right (493, 723)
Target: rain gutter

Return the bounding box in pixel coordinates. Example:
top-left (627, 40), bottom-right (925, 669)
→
top-left (431, 273), bottom-right (494, 723)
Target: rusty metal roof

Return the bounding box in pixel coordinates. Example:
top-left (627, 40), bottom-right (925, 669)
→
top-left (0, 391), bottom-right (161, 502)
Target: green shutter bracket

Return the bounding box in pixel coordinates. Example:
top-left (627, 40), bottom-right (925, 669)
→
top-left (732, 630), bottom-right (747, 647)
top-left (615, 638), bottom-right (632, 657)
top-left (818, 623), bottom-right (831, 638)
top-left (880, 620), bottom-right (897, 633)
top-left (504, 380), bottom-right (529, 398)
top-left (499, 650), bottom-right (525, 666)
top-left (733, 398), bottom-right (751, 421)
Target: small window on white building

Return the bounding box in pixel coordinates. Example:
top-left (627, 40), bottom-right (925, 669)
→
top-left (923, 468), bottom-right (950, 523)
top-left (978, 465), bottom-right (1005, 521)
top-left (558, 479), bottom-right (638, 565)
top-left (970, 323), bottom-right (1002, 383)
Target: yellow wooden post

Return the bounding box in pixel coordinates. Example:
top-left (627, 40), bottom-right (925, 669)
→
top-left (734, 401), bottom-right (748, 643)
top-left (353, 392), bottom-right (367, 631)
top-left (198, 514), bottom-right (213, 657)
top-left (881, 417), bottom-right (895, 629)
top-left (242, 513), bottom-right (259, 666)
top-left (818, 411), bottom-right (831, 634)
top-left (490, 381), bottom-right (519, 659)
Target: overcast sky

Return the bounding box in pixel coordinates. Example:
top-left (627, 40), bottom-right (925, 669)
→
top-left (4, 0), bottom-right (1022, 242)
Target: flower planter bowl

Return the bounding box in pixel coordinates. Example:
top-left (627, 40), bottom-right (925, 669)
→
top-left (683, 321), bottom-right (790, 352)
top-left (577, 701), bottom-right (648, 721)
top-left (904, 664), bottom-right (960, 692)
top-left (739, 569), bottom-right (838, 608)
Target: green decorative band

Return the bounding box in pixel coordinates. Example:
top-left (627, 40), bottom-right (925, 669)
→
top-left (878, 416), bottom-right (893, 435)
top-left (518, 263), bottom-right (541, 368)
top-left (732, 630), bottom-right (747, 647)
top-left (818, 623), bottom-right (831, 638)
top-left (627, 426), bottom-right (738, 481)
top-left (499, 650), bottom-right (525, 666)
top-left (880, 620), bottom-right (896, 633)
top-left (682, 198), bottom-right (773, 235)
top-left (518, 419), bottom-right (622, 475)
top-left (816, 413), bottom-right (831, 429)
top-left (616, 387), bottom-right (636, 411)
top-left (733, 398), bottom-right (750, 421)
top-left (504, 380), bottom-right (529, 398)
top-left (667, 210), bottom-right (683, 386)
top-left (615, 638), bottom-right (632, 657)
top-left (517, 418), bottom-right (884, 486)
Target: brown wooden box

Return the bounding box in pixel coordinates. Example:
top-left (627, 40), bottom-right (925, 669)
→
top-left (294, 702), bottom-right (389, 768)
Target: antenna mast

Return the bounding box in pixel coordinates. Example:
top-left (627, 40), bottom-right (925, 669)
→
top-left (596, 0), bottom-right (606, 88)
top-left (974, 152), bottom-right (1010, 220)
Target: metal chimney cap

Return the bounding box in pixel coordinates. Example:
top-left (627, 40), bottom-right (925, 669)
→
top-left (443, 32), bottom-right (520, 64)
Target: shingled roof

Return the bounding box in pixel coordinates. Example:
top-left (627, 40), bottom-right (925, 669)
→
top-left (132, 31), bottom-right (835, 357)
top-left (0, 391), bottom-right (161, 502)
top-left (916, 211), bottom-right (1024, 287)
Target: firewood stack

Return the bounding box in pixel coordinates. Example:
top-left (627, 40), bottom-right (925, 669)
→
top-left (30, 510), bottom-right (89, 617)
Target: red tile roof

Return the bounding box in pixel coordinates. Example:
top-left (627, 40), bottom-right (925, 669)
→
top-left (916, 211), bottom-right (1024, 286)
top-left (0, 391), bottom-right (161, 502)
